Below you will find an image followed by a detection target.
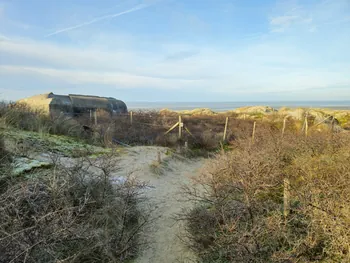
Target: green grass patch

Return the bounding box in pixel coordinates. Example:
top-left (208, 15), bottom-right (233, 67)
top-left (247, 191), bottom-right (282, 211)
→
top-left (2, 128), bottom-right (112, 157)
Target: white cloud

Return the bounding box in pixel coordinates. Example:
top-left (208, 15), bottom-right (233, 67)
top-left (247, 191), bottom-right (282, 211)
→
top-left (269, 14), bottom-right (304, 32)
top-left (0, 33), bottom-right (9, 40)
top-left (0, 38), bottom-right (225, 79)
top-left (308, 26), bottom-right (317, 32)
top-left (269, 14), bottom-right (313, 32)
top-left (1, 6), bottom-right (350, 101)
top-left (270, 15), bottom-right (299, 26)
top-left (270, 0), bottom-right (350, 33)
top-left (0, 38), bottom-right (149, 72)
top-left (0, 65), bottom-right (204, 89)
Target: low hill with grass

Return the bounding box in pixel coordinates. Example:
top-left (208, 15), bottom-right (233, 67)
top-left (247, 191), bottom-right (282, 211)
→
top-left (159, 106), bottom-right (350, 129)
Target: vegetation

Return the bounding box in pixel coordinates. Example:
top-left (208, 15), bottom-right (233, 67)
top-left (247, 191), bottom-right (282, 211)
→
top-left (1, 101), bottom-right (350, 262)
top-left (1, 102), bottom-right (346, 151)
top-left (0, 140), bottom-right (150, 263)
top-left (0, 104), bottom-right (151, 263)
top-left (180, 129), bottom-right (350, 262)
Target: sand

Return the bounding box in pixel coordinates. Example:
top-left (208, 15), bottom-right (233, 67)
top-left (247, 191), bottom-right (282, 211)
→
top-left (113, 146), bottom-right (204, 263)
top-left (31, 145), bottom-right (204, 262)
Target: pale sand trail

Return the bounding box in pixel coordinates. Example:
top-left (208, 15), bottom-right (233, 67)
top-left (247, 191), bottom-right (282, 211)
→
top-left (33, 146), bottom-right (205, 263)
top-left (113, 146), bottom-right (204, 263)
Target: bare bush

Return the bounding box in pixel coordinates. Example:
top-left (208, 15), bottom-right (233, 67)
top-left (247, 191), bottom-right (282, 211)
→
top-left (180, 131), bottom-right (350, 262)
top-left (0, 152), bottom-right (150, 263)
top-left (0, 133), bottom-right (13, 194)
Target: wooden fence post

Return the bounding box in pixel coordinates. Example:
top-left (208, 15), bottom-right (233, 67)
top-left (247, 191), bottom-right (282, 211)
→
top-left (283, 178), bottom-right (291, 219)
top-left (130, 111), bottom-right (133, 125)
top-left (304, 114), bottom-right (308, 137)
top-left (179, 115), bottom-right (182, 139)
top-left (89, 110), bottom-right (92, 124)
top-left (223, 117), bottom-right (229, 141)
top-left (251, 121), bottom-right (256, 143)
top-left (282, 116), bottom-right (287, 137)
top-left (94, 110), bottom-right (97, 125)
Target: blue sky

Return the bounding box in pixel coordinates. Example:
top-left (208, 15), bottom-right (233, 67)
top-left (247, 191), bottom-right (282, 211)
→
top-left (0, 0), bottom-right (349, 102)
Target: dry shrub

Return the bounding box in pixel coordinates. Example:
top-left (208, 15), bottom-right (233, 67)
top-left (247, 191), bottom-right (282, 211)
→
top-left (0, 102), bottom-right (89, 141)
top-left (0, 133), bottom-right (13, 194)
top-left (108, 112), bottom-right (260, 150)
top-left (181, 131), bottom-right (350, 262)
top-left (49, 114), bottom-right (83, 137)
top-left (2, 101), bottom-right (341, 153)
top-left (0, 153), bottom-right (150, 263)
top-left (109, 111), bottom-right (173, 146)
top-left (0, 133), bottom-right (10, 161)
top-left (1, 103), bottom-right (51, 131)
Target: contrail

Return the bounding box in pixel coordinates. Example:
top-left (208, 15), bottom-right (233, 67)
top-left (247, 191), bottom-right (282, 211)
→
top-left (45, 3), bottom-right (150, 37)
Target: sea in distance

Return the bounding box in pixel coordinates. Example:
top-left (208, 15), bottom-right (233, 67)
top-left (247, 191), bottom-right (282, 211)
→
top-left (127, 101), bottom-right (350, 112)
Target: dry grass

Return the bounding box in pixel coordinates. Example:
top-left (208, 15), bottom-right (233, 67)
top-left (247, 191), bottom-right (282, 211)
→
top-left (180, 130), bottom-right (350, 263)
top-left (0, 103), bottom-right (85, 139)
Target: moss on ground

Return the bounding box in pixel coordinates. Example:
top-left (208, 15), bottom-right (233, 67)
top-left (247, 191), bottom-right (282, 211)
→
top-left (12, 157), bottom-right (52, 175)
top-left (2, 128), bottom-right (114, 157)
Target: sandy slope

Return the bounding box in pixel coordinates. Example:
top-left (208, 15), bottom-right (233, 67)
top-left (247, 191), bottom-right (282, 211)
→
top-left (112, 146), bottom-right (204, 263)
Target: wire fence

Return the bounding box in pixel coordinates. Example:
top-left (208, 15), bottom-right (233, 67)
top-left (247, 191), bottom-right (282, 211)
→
top-left (49, 109), bottom-right (334, 149)
top-left (62, 110), bottom-right (291, 149)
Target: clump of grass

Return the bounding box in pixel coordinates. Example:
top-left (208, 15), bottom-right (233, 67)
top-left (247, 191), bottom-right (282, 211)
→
top-left (149, 151), bottom-right (173, 176)
top-left (336, 113), bottom-right (350, 129)
top-left (149, 160), bottom-right (167, 176)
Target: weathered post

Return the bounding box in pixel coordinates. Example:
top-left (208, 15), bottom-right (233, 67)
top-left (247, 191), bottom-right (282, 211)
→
top-left (223, 117), bottom-right (229, 141)
top-left (130, 111), bottom-right (133, 125)
top-left (282, 116), bottom-right (287, 137)
top-left (283, 178), bottom-right (291, 219)
top-left (304, 114), bottom-right (308, 137)
top-left (94, 110), bottom-right (97, 125)
top-left (178, 115), bottom-right (182, 139)
top-left (251, 121), bottom-right (256, 144)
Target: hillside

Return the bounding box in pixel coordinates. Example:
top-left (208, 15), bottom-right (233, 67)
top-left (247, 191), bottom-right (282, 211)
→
top-left (159, 106), bottom-right (350, 129)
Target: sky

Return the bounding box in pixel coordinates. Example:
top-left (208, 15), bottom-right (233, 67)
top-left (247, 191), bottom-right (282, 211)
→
top-left (0, 0), bottom-right (350, 102)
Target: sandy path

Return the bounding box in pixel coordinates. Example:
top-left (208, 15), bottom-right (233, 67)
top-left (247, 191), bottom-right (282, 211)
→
top-left (112, 146), bottom-right (204, 263)
top-left (32, 145), bottom-right (203, 262)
